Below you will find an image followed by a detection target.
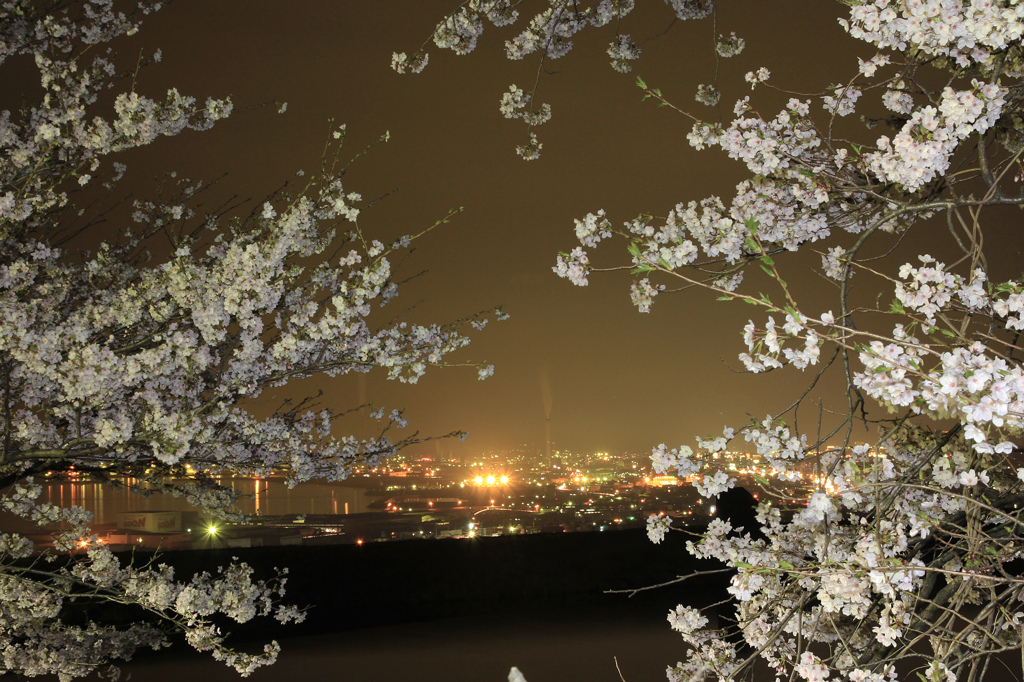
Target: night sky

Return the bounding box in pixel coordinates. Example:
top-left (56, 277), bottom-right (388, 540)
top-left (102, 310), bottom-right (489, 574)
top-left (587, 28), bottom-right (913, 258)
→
top-left (96, 1), bottom-right (867, 457)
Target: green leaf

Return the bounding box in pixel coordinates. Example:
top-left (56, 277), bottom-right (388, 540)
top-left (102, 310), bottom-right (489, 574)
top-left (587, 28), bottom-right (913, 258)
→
top-left (636, 76), bottom-right (647, 89)
top-left (761, 254), bottom-right (775, 267)
top-left (735, 561), bottom-right (753, 569)
top-left (778, 560), bottom-right (794, 570)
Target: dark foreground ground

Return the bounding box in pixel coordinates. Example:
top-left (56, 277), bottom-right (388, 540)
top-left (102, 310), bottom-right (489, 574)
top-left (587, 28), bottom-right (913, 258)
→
top-left (155, 526), bottom-right (726, 637)
top-left (123, 594), bottom-right (694, 682)
top-left (97, 528), bottom-right (728, 681)
top-left (56, 529), bottom-right (1024, 682)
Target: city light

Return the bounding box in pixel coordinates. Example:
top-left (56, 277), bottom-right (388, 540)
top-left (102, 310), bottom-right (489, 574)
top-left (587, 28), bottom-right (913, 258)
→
top-left (40, 443), bottom-right (833, 547)
top-left (471, 474), bottom-right (510, 486)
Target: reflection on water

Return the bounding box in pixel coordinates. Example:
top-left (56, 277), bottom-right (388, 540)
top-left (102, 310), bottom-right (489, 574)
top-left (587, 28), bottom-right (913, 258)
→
top-left (38, 477), bottom-right (371, 524)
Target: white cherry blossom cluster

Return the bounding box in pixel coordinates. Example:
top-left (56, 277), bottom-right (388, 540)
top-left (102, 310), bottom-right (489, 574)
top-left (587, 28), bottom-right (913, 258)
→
top-left (647, 512), bottom-right (673, 543)
top-left (714, 32), bottom-right (745, 58)
top-left (1, 3), bottom-right (505, 677)
top-left (822, 245), bottom-right (850, 280)
top-left (822, 85), bottom-right (862, 117)
top-left (432, 7), bottom-right (485, 55)
top-left (894, 255), bottom-right (960, 323)
top-left (667, 604), bottom-right (708, 634)
top-left (742, 416), bottom-right (808, 468)
top-left (694, 471), bottom-right (736, 497)
top-left (695, 83), bottom-right (721, 107)
top-left (858, 53), bottom-right (890, 77)
top-left (496, 85), bottom-right (552, 158)
top-left (867, 80), bottom-right (1007, 191)
top-left (390, 51), bottom-right (429, 74)
top-left (573, 210), bottom-right (613, 247)
top-left (650, 442), bottom-right (700, 478)
top-left (696, 427), bottom-right (734, 453)
top-left (505, 4), bottom-right (588, 60)
top-left (421, 1), bottom-right (1024, 681)
top-left (0, 485), bottom-right (304, 680)
top-left (839, 0), bottom-right (1024, 73)
top-left (630, 277), bottom-right (666, 312)
top-left (881, 79), bottom-right (915, 114)
top-left (738, 313), bottom-right (823, 373)
top-left (499, 84), bottom-right (552, 127)
top-left (399, 1), bottom-right (723, 159)
top-left (664, 0), bottom-right (714, 21)
top-left (744, 67), bottom-right (770, 88)
top-left (607, 33), bottom-right (641, 73)
top-left (552, 246), bottom-right (591, 285)
top-left (390, 0), bottom-right (519, 73)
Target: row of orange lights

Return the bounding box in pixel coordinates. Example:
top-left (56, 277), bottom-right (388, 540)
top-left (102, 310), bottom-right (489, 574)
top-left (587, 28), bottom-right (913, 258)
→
top-left (472, 475), bottom-right (509, 486)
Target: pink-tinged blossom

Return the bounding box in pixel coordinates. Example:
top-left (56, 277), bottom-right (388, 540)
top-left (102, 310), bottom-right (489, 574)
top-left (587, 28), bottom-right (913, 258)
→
top-left (647, 513), bottom-right (673, 543)
top-left (744, 67), bottom-right (770, 88)
top-left (795, 652), bottom-right (830, 682)
top-left (695, 471), bottom-right (736, 497)
top-left (667, 605), bottom-right (709, 634)
top-left (573, 210), bottom-right (612, 247)
top-left (552, 246), bottom-right (590, 285)
top-left (823, 85), bottom-right (861, 116)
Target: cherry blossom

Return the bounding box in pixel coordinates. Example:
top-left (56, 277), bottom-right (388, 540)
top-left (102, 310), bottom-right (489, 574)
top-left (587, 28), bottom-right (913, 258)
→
top-left (424, 2), bottom-right (1024, 682)
top-left (0, 3), bottom-right (502, 678)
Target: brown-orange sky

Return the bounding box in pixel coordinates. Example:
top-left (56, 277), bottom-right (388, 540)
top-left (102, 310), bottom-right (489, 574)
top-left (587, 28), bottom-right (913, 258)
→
top-left (71, 1), bottom-right (909, 457)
